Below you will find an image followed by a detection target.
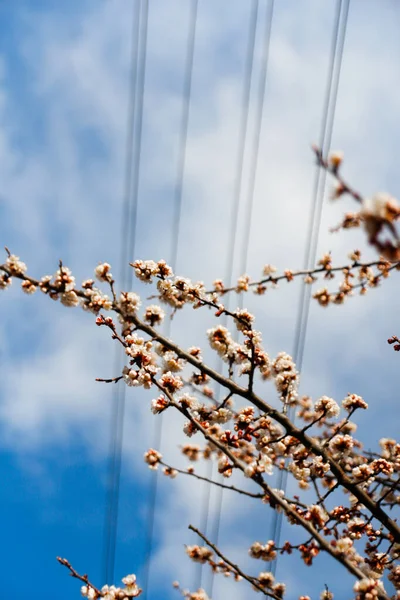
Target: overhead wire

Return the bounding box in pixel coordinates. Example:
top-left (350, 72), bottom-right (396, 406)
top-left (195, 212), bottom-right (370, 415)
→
top-left (293, 0), bottom-right (350, 373)
top-left (239, 0), bottom-right (274, 285)
top-left (102, 0), bottom-right (149, 585)
top-left (141, 2), bottom-right (199, 598)
top-left (202, 1), bottom-right (261, 595)
top-left (169, 0), bottom-right (199, 277)
top-left (126, 0), bottom-right (150, 295)
top-left (270, 0), bottom-right (350, 577)
top-left (103, 0), bottom-right (347, 592)
top-left (206, 3), bottom-right (274, 595)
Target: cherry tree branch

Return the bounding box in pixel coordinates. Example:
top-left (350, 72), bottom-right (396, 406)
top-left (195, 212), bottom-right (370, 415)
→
top-left (159, 460), bottom-right (264, 499)
top-left (57, 557), bottom-right (101, 596)
top-left (312, 144), bottom-right (363, 203)
top-left (129, 313), bottom-right (400, 544)
top-left (152, 380), bottom-right (383, 586)
top-left (188, 525), bottom-right (281, 599)
top-left (205, 258), bottom-right (395, 296)
top-left (3, 256), bottom-right (399, 592)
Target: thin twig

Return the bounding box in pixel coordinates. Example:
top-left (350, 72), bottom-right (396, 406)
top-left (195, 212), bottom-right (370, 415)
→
top-left (204, 259), bottom-right (396, 296)
top-left (57, 557), bottom-right (102, 596)
top-left (159, 460), bottom-right (264, 499)
top-left (188, 525), bottom-right (280, 599)
top-left (96, 376), bottom-right (124, 384)
top-left (312, 144), bottom-right (363, 204)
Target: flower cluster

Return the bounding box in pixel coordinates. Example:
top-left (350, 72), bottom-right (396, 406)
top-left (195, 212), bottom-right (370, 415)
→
top-left (151, 395), bottom-right (169, 414)
top-left (5, 252), bottom-right (27, 276)
top-left (185, 545), bottom-right (213, 564)
top-left (160, 371), bottom-right (183, 394)
top-left (122, 334), bottom-right (158, 388)
top-left (361, 193), bottom-right (400, 260)
top-left (0, 270), bottom-right (11, 289)
top-left (131, 259), bottom-right (173, 282)
top-left (21, 279), bottom-right (36, 294)
top-left (272, 352), bottom-right (299, 406)
top-left (143, 304), bottom-right (165, 326)
top-left (353, 578), bottom-right (385, 600)
top-left (118, 292), bottom-right (141, 316)
top-left (80, 278), bottom-right (112, 313)
top-left (132, 259), bottom-right (214, 313)
top-left (304, 504), bottom-right (328, 529)
top-left (314, 396), bottom-right (340, 419)
top-left (81, 573), bottom-right (142, 599)
top-left (95, 262), bottom-right (113, 284)
top-left (144, 449), bottom-right (162, 470)
top-left (176, 588), bottom-right (210, 600)
top-left (342, 394), bottom-right (368, 412)
top-left (249, 540), bottom-right (277, 562)
top-left (207, 324), bottom-right (271, 383)
top-left (207, 325), bottom-right (235, 359)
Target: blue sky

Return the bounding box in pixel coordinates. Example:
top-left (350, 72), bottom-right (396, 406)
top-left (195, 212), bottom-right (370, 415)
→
top-left (1, 1), bottom-right (400, 599)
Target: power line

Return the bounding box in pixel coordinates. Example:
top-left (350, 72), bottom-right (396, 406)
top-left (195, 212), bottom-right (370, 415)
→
top-left (204, 1), bottom-right (260, 596)
top-left (119, 1), bottom-right (142, 292)
top-left (239, 0), bottom-right (274, 283)
top-left (126, 0), bottom-right (150, 294)
top-left (141, 3), bottom-right (198, 598)
top-left (222, 1), bottom-right (260, 292)
top-left (170, 0), bottom-right (199, 276)
top-left (270, 0), bottom-right (350, 578)
top-left (207, 3), bottom-right (274, 596)
top-left (102, 0), bottom-right (149, 584)
top-left (293, 0), bottom-right (350, 372)
top-left (102, 0), bottom-right (141, 583)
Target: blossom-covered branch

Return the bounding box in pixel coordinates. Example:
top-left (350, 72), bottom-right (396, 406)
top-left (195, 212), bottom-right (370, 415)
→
top-left (57, 557), bottom-right (142, 598)
top-left (3, 152), bottom-right (400, 600)
top-left (188, 525), bottom-right (284, 599)
top-left (314, 146), bottom-right (400, 261)
top-left (205, 255), bottom-right (400, 309)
